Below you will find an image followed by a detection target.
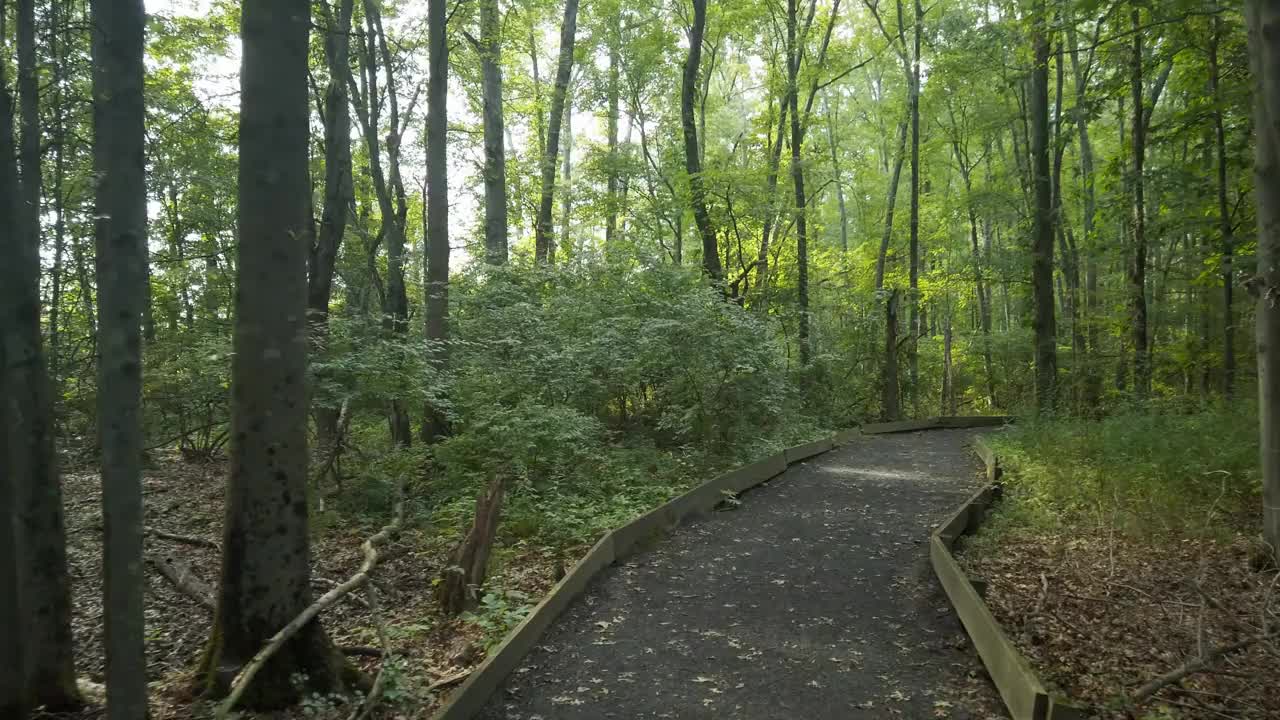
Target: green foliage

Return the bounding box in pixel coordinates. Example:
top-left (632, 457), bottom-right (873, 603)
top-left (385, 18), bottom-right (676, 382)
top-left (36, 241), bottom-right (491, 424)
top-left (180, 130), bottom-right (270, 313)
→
top-left (462, 590), bottom-right (534, 646)
top-left (985, 405), bottom-right (1260, 537)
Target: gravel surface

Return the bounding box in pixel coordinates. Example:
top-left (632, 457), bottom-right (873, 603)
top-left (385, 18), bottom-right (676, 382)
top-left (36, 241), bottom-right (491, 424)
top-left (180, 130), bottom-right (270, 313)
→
top-left (478, 428), bottom-right (1005, 720)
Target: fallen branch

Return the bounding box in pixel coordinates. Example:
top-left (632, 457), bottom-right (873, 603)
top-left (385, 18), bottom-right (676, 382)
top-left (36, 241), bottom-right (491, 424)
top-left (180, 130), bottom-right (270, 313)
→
top-left (347, 581), bottom-right (393, 720)
top-left (216, 478), bottom-right (405, 718)
top-left (426, 669), bottom-right (472, 693)
top-left (147, 553), bottom-right (216, 611)
top-left (145, 525), bottom-right (220, 551)
top-left (1131, 626), bottom-right (1278, 705)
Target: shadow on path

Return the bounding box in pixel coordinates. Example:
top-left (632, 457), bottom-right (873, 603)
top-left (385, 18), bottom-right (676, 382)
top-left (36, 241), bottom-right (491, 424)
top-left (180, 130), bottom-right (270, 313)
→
top-left (479, 429), bottom-right (1004, 719)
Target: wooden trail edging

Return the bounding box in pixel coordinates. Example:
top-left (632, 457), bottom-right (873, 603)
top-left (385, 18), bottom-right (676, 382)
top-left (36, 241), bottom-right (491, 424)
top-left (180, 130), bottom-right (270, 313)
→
top-left (432, 416), bottom-right (1012, 720)
top-left (930, 436), bottom-right (1090, 720)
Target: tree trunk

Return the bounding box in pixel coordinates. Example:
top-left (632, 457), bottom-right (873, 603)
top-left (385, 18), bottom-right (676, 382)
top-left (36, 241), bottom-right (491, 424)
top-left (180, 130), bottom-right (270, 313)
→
top-left (874, 117), bottom-right (908, 290)
top-left (1066, 17), bottom-right (1102, 411)
top-left (942, 308), bottom-right (955, 415)
top-left (437, 477), bottom-right (506, 615)
top-left (422, 0), bottom-right (451, 443)
top-left (882, 290), bottom-right (901, 421)
top-left (1248, 0), bottom-right (1280, 558)
top-left (311, 0), bottom-right (354, 445)
top-left (3, 0), bottom-right (82, 710)
top-left (822, 92), bottom-right (849, 252)
top-left (907, 0), bottom-right (922, 411)
top-left (756, 96), bottom-right (790, 306)
top-left (199, 2), bottom-right (349, 706)
top-left (560, 92), bottom-right (574, 258)
top-left (1129, 8), bottom-right (1151, 400)
top-left (1210, 13), bottom-right (1235, 399)
top-left (479, 0), bottom-right (508, 265)
top-left (92, 0), bottom-right (149, 715)
top-left (605, 13), bottom-right (621, 249)
top-left (786, 0), bottom-right (809, 363)
top-left (534, 0), bottom-right (580, 264)
top-left (683, 0), bottom-right (720, 280)
top-left (1030, 0), bottom-right (1057, 413)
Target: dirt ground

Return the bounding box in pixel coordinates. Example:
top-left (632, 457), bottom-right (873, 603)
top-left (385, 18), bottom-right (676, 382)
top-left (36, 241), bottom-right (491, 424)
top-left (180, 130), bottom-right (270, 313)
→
top-left (959, 524), bottom-right (1280, 720)
top-left (476, 429), bottom-right (1006, 720)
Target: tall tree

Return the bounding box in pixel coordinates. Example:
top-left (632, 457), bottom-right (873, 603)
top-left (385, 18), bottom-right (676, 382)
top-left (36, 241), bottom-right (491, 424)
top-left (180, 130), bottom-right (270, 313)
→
top-left (907, 0), bottom-right (922, 408)
top-left (92, 0), bottom-right (149, 715)
top-left (1210, 12), bottom-right (1236, 398)
top-left (1129, 7), bottom-right (1151, 400)
top-left (476, 0), bottom-right (507, 265)
top-left (534, 0), bottom-right (581, 263)
top-left (1248, 0), bottom-right (1280, 559)
top-left (684, 0), bottom-right (721, 280)
top-left (422, 0), bottom-right (451, 442)
top-left (4, 0), bottom-right (81, 710)
top-left (1030, 0), bottom-right (1057, 412)
top-left (199, 0), bottom-right (349, 706)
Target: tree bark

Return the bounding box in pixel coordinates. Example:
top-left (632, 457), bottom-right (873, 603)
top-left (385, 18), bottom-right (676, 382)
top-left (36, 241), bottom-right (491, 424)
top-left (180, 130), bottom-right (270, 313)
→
top-left (786, 0), bottom-right (809, 362)
top-left (822, 92), bottom-right (849, 252)
top-left (605, 13), bottom-right (621, 249)
top-left (91, 0), bottom-right (149, 715)
top-left (199, 1), bottom-right (348, 707)
top-left (534, 0), bottom-right (580, 263)
top-left (683, 0), bottom-right (721, 280)
top-left (1067, 16), bottom-right (1102, 411)
top-left (882, 290), bottom-right (901, 420)
top-left (437, 477), bottom-right (506, 615)
top-left (1129, 7), bottom-right (1151, 400)
top-left (3, 0), bottom-right (81, 709)
top-left (479, 0), bottom-right (508, 265)
top-left (875, 117), bottom-right (908, 290)
top-left (311, 0), bottom-right (354, 445)
top-left (1210, 13), bottom-right (1235, 399)
top-left (422, 0), bottom-right (451, 443)
top-left (1030, 0), bottom-right (1057, 413)
top-left (907, 0), bottom-right (922, 410)
top-left (1247, 0), bottom-right (1280, 558)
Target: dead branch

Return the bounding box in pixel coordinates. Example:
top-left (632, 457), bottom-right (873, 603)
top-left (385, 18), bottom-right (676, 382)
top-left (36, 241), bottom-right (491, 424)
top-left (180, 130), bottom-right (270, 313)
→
top-left (145, 525), bottom-right (220, 551)
top-left (426, 669), bottom-right (471, 693)
top-left (147, 553), bottom-right (216, 611)
top-left (347, 581), bottom-right (393, 720)
top-left (1130, 625), bottom-right (1278, 705)
top-left (216, 477), bottom-right (405, 718)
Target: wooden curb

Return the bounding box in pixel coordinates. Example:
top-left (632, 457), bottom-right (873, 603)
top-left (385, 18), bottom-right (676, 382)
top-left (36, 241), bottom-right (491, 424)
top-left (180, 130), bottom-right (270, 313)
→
top-left (929, 438), bottom-right (1089, 720)
top-left (431, 437), bottom-right (839, 719)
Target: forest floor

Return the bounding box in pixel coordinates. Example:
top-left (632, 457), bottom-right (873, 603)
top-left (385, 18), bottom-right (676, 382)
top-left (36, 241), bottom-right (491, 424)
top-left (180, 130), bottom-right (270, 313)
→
top-left (959, 520), bottom-right (1280, 719)
top-left (475, 428), bottom-right (1006, 720)
top-left (50, 455), bottom-right (571, 719)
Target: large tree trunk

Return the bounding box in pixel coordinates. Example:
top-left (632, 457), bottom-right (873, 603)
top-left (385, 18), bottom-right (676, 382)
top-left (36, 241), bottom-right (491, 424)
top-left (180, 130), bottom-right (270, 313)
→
top-left (311, 0), bottom-right (354, 445)
top-left (534, 0), bottom-right (580, 263)
top-left (479, 0), bottom-right (508, 266)
top-left (1030, 0), bottom-right (1057, 413)
top-left (91, 0), bottom-right (149, 715)
top-left (683, 0), bottom-right (721, 280)
top-left (199, 2), bottom-right (348, 707)
top-left (1248, 0), bottom-right (1280, 559)
top-left (1210, 13), bottom-right (1235, 399)
top-left (422, 0), bottom-right (451, 443)
top-left (437, 477), bottom-right (506, 615)
top-left (3, 0), bottom-right (81, 710)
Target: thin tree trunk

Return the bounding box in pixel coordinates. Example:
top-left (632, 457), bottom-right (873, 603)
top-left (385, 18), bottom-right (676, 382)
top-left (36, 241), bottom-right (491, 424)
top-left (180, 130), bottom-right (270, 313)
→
top-left (908, 0), bottom-right (922, 411)
top-left (311, 0), bottom-right (354, 445)
top-left (786, 0), bottom-right (810, 362)
top-left (822, 92), bottom-right (849, 252)
top-left (92, 0), bottom-right (149, 715)
top-left (560, 92), bottom-right (574, 258)
top-left (875, 116), bottom-right (908, 290)
top-left (1030, 0), bottom-right (1057, 412)
top-left (605, 14), bottom-right (621, 248)
top-left (479, 0), bottom-right (507, 265)
top-left (422, 0), bottom-right (451, 443)
top-left (1130, 7), bottom-right (1151, 400)
top-left (199, 2), bottom-right (350, 706)
top-left (1248, 0), bottom-right (1280, 558)
top-left (1211, 13), bottom-right (1235, 399)
top-left (756, 96), bottom-right (790, 306)
top-left (683, 0), bottom-right (720, 279)
top-left (882, 289), bottom-right (901, 420)
top-left (534, 0), bottom-right (580, 264)
top-left (1067, 16), bottom-right (1102, 410)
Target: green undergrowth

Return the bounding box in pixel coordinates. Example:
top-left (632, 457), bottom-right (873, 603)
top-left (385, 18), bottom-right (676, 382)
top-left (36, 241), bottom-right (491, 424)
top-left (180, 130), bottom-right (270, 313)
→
top-left (970, 403), bottom-right (1260, 551)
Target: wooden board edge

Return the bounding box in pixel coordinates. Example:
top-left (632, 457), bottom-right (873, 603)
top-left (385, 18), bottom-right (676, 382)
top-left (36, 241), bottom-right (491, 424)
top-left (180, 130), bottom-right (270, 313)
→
top-left (783, 436), bottom-right (835, 465)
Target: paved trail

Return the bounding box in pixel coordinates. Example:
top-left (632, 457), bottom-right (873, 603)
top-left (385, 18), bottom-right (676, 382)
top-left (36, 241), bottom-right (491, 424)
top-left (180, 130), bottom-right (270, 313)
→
top-left (479, 429), bottom-right (1002, 720)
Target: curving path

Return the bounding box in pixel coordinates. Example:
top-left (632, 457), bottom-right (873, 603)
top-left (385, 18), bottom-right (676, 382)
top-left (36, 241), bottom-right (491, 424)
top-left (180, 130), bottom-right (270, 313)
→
top-left (478, 429), bottom-right (1002, 720)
